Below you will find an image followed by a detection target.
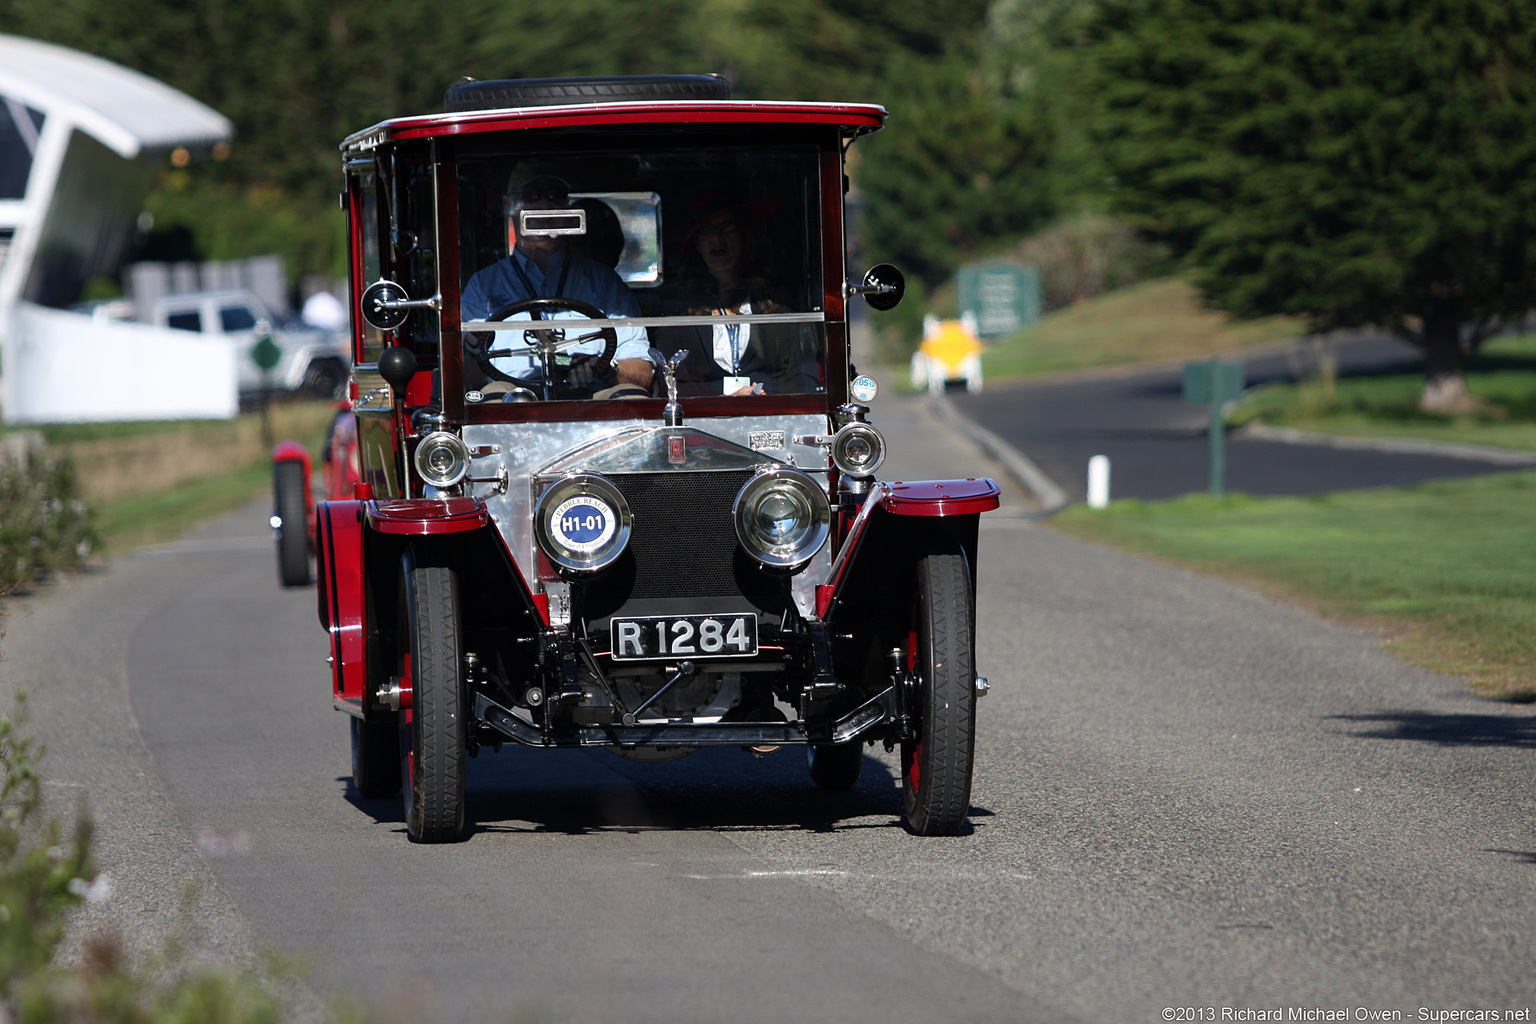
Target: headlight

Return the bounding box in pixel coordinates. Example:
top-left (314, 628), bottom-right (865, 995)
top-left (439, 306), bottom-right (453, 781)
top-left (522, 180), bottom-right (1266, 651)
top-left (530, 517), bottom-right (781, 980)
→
top-left (830, 423), bottom-right (886, 478)
top-left (733, 468), bottom-right (831, 572)
top-left (534, 473), bottom-right (632, 576)
top-left (413, 431), bottom-right (470, 489)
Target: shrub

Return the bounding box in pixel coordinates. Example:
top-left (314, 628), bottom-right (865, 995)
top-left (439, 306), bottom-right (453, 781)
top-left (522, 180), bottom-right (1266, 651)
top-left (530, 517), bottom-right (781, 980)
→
top-left (0, 446), bottom-right (99, 596)
top-left (1014, 214), bottom-right (1167, 313)
top-left (1, 698), bottom-right (288, 1023)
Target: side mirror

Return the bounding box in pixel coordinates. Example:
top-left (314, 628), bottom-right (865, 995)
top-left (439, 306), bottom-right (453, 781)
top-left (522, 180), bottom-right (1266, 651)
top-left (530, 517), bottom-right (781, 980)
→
top-left (360, 279), bottom-right (441, 332)
top-left (849, 264), bottom-right (905, 311)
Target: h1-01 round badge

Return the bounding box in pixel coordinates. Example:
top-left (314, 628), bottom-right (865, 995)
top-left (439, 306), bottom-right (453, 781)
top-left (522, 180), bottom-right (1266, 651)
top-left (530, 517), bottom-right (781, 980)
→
top-left (550, 495), bottom-right (615, 554)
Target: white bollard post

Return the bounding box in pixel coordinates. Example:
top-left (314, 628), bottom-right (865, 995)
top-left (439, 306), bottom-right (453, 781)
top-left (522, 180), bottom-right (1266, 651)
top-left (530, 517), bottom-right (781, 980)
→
top-left (1087, 454), bottom-right (1110, 509)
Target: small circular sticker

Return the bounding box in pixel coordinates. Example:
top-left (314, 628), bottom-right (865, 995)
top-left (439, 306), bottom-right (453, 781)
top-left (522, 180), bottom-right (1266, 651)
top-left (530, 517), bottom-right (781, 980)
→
top-left (851, 374), bottom-right (879, 402)
top-left (550, 495), bottom-right (615, 554)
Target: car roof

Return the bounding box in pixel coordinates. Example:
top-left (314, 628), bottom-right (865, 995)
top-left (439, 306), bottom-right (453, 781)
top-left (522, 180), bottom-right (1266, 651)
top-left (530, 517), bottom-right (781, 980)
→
top-left (341, 99), bottom-right (887, 155)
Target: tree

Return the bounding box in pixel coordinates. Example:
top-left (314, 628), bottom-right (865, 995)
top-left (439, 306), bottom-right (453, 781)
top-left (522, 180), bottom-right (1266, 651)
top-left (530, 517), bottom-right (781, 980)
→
top-left (1088, 0), bottom-right (1536, 412)
top-left (855, 42), bottom-right (1060, 290)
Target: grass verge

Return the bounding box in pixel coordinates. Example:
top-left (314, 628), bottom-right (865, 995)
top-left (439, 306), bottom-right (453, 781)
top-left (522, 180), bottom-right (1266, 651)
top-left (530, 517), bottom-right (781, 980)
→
top-left (979, 277), bottom-right (1302, 381)
top-left (1052, 472), bottom-right (1536, 701)
top-left (29, 401), bottom-right (336, 554)
top-left (1231, 333), bottom-right (1536, 453)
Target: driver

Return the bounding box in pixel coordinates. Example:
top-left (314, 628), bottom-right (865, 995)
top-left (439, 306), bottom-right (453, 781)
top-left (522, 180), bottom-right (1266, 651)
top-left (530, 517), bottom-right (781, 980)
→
top-left (460, 173), bottom-right (653, 393)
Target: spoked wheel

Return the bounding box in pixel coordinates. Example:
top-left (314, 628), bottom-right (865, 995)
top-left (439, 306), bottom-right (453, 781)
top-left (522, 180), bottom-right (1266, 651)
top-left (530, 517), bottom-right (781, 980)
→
top-left (350, 716), bottom-right (400, 799)
top-left (399, 563), bottom-right (467, 842)
top-left (807, 741), bottom-right (864, 790)
top-left (901, 538), bottom-right (977, 836)
top-left (273, 460), bottom-right (310, 587)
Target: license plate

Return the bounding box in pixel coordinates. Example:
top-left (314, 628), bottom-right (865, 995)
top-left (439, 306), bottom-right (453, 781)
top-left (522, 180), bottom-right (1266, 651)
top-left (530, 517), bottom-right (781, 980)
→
top-left (610, 613), bottom-right (758, 661)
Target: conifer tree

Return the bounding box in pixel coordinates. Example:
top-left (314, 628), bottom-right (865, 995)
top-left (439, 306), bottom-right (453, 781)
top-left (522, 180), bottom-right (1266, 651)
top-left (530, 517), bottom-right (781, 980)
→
top-left (1090, 0), bottom-right (1536, 411)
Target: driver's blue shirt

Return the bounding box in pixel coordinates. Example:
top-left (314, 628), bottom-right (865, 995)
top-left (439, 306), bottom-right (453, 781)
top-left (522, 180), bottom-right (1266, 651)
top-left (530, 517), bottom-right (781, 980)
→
top-left (461, 246), bottom-right (648, 379)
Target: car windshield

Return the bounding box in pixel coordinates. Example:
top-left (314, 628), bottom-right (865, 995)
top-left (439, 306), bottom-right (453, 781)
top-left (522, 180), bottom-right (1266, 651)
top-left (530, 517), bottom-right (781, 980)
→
top-left (456, 144), bottom-right (825, 403)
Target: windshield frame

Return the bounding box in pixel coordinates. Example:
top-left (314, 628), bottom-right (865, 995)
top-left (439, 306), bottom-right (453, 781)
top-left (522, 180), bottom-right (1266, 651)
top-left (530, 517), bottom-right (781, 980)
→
top-left (433, 124), bottom-right (849, 424)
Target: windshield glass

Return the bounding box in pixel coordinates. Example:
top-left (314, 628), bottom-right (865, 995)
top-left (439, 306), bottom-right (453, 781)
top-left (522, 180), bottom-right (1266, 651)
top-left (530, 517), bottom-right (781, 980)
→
top-left (457, 145), bottom-right (824, 403)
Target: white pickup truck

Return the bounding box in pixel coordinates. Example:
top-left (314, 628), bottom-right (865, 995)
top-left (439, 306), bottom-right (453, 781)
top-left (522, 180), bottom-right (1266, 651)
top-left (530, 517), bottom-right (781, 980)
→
top-left (150, 289), bottom-right (351, 398)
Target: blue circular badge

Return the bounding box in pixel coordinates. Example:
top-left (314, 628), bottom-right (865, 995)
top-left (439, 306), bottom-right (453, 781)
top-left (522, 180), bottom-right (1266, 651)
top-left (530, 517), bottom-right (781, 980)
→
top-left (550, 495), bottom-right (615, 554)
top-left (851, 374), bottom-right (878, 402)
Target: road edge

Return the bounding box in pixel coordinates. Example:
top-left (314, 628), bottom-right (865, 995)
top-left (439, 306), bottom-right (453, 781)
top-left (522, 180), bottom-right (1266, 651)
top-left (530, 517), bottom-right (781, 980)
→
top-left (928, 393), bottom-right (1069, 511)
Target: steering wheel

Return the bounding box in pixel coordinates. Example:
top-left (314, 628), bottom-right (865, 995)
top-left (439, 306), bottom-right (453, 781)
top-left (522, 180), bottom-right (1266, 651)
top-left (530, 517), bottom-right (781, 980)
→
top-left (487, 296), bottom-right (618, 362)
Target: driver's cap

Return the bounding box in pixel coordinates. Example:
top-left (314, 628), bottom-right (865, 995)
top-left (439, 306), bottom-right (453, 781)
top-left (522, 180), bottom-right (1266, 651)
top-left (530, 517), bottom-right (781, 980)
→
top-left (506, 173), bottom-right (570, 211)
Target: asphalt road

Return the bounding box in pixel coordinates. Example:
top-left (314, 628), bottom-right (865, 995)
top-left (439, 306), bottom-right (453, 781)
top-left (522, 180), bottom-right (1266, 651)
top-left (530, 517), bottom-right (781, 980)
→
top-left (3, 392), bottom-right (1534, 1022)
top-left (952, 334), bottom-right (1536, 502)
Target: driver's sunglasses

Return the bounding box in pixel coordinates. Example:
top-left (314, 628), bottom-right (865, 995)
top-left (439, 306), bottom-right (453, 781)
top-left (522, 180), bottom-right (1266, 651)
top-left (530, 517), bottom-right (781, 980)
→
top-left (696, 220), bottom-right (739, 240)
top-left (514, 188), bottom-right (566, 205)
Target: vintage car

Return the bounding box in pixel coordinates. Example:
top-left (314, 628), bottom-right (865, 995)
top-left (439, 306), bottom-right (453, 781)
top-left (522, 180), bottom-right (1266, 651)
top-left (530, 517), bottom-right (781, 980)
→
top-left (311, 74), bottom-right (1000, 842)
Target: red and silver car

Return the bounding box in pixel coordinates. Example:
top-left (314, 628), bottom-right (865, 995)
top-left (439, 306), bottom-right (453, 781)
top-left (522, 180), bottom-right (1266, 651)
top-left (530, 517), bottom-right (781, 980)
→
top-left (311, 74), bottom-right (999, 842)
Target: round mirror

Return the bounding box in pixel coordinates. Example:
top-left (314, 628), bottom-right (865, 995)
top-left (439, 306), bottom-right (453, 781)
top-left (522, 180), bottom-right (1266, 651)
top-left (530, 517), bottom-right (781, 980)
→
top-left (360, 280), bottom-right (411, 331)
top-left (861, 264), bottom-right (905, 311)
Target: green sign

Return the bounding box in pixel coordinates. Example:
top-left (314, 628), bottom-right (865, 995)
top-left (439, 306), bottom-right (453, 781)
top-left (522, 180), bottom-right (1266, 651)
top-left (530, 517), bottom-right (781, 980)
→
top-left (1182, 359), bottom-right (1245, 498)
top-left (1182, 359), bottom-right (1244, 405)
top-left (251, 334), bottom-right (281, 372)
top-left (957, 261), bottom-right (1040, 339)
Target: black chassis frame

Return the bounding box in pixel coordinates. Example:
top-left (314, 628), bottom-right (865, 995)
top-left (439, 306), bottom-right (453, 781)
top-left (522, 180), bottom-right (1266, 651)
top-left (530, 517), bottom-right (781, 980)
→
top-left (360, 504), bottom-right (983, 756)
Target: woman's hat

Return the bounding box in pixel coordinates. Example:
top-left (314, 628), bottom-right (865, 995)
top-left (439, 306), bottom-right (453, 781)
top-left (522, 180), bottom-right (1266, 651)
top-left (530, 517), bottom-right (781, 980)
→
top-left (681, 190), bottom-right (776, 251)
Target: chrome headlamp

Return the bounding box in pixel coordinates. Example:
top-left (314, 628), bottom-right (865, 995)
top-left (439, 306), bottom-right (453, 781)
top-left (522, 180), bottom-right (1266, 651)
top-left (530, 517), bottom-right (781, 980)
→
top-left (733, 468), bottom-right (831, 572)
top-left (534, 473), bottom-right (633, 577)
top-left (413, 431), bottom-right (470, 489)
top-left (830, 423), bottom-right (886, 479)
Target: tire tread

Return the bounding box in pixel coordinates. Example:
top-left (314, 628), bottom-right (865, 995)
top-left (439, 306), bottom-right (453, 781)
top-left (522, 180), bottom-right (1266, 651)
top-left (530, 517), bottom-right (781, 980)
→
top-left (903, 539), bottom-right (976, 835)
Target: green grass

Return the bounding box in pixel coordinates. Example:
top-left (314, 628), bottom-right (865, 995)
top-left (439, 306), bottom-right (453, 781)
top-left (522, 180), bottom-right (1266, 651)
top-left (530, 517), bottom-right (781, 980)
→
top-left (1231, 333), bottom-right (1536, 452)
top-left (94, 459), bottom-right (279, 551)
top-left (1053, 472), bottom-right (1536, 700)
top-left (979, 277), bottom-right (1303, 381)
top-left (45, 401), bottom-right (336, 553)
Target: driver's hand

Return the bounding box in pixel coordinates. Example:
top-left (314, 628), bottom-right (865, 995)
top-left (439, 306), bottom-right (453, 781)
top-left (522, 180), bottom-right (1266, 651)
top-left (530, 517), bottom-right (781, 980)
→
top-left (569, 353), bottom-right (616, 388)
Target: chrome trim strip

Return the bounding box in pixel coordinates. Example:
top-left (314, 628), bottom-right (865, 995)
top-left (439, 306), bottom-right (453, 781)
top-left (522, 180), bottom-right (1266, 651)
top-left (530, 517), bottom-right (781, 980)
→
top-left (460, 312), bottom-right (826, 331)
top-left (826, 480), bottom-right (891, 591)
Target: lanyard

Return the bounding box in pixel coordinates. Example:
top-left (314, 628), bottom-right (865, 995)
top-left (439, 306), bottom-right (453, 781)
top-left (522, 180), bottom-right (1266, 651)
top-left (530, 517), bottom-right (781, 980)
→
top-left (717, 307), bottom-right (742, 373)
top-left (510, 250), bottom-right (571, 303)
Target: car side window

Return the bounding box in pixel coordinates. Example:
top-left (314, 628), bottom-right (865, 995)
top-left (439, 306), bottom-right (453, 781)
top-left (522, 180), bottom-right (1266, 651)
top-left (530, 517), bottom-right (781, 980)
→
top-left (220, 305), bottom-right (257, 332)
top-left (167, 310), bottom-right (201, 332)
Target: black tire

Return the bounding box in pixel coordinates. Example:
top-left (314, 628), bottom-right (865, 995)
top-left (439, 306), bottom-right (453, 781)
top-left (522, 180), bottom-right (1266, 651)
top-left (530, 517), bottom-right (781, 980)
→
top-left (807, 741), bottom-right (864, 790)
top-left (445, 74), bottom-right (729, 113)
top-left (400, 564), bottom-right (467, 842)
top-left (273, 460), bottom-right (310, 587)
top-left (901, 539), bottom-right (977, 836)
top-left (351, 716), bottom-right (401, 798)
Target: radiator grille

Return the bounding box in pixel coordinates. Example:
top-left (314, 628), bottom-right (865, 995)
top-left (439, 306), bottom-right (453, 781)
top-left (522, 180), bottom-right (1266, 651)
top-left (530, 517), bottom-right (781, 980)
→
top-left (618, 471), bottom-right (749, 598)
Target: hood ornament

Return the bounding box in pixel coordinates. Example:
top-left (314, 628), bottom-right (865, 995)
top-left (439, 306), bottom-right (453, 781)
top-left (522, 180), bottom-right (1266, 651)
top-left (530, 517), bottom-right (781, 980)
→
top-left (662, 349), bottom-right (688, 426)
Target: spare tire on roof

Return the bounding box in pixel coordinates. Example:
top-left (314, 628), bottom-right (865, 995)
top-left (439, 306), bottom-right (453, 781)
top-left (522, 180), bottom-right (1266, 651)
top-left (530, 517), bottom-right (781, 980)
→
top-left (444, 75), bottom-right (730, 113)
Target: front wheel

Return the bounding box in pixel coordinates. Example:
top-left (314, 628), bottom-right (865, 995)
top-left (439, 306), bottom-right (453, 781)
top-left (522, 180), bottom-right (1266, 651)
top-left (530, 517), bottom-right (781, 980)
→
top-left (901, 539), bottom-right (977, 836)
top-left (400, 564), bottom-right (467, 842)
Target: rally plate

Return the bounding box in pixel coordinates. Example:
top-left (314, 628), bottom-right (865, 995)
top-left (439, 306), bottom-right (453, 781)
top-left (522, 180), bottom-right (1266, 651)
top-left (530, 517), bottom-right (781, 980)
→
top-left (610, 613), bottom-right (758, 661)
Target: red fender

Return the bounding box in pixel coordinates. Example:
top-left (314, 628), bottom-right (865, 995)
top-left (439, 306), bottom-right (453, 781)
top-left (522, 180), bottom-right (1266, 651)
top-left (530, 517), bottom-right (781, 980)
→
top-left (367, 496), bottom-right (490, 535)
top-left (315, 499), bottom-right (368, 714)
top-left (879, 477), bottom-right (1001, 517)
top-left (815, 478), bottom-right (999, 619)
